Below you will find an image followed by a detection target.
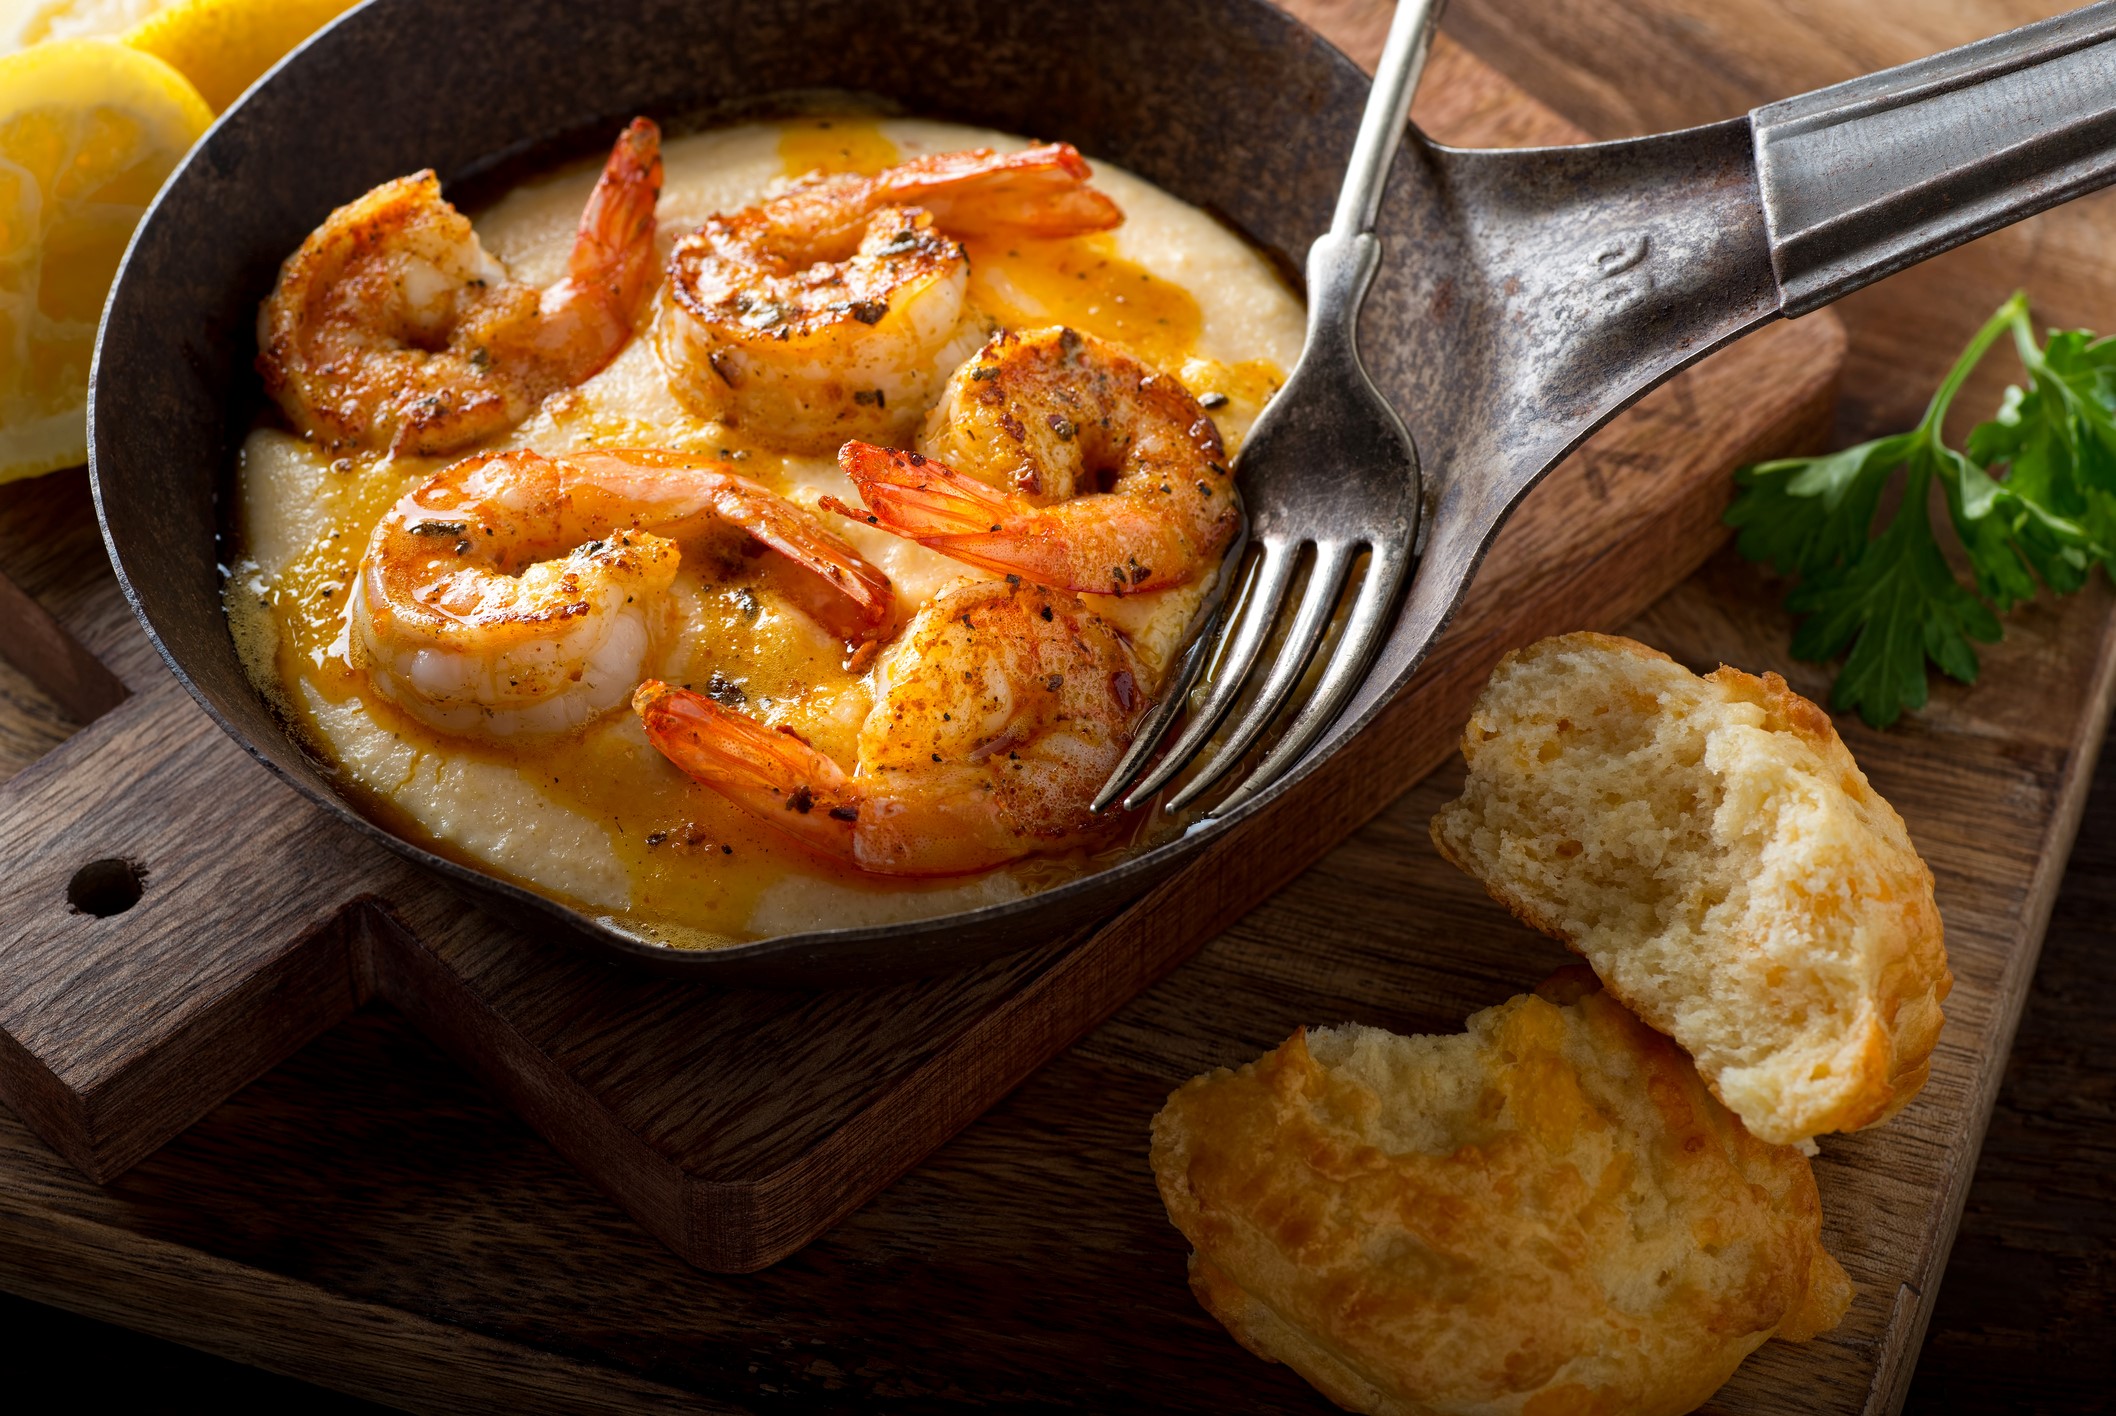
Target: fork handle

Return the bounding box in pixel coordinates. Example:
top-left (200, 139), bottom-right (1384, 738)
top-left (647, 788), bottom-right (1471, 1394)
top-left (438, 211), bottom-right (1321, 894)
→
top-left (1756, 0), bottom-right (2116, 317)
top-left (1332, 0), bottom-right (1447, 237)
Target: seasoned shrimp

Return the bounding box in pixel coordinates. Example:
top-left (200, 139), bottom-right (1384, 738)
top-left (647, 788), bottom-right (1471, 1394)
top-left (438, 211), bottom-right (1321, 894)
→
top-left (828, 326), bottom-right (1237, 594)
top-left (258, 119), bottom-right (663, 456)
top-left (634, 577), bottom-right (1147, 874)
top-left (658, 143), bottom-right (1121, 454)
top-left (353, 446), bottom-right (891, 737)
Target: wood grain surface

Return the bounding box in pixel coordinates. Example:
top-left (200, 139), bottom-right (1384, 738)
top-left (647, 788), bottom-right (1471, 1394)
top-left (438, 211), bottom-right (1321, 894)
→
top-left (0, 0), bottom-right (2107, 1412)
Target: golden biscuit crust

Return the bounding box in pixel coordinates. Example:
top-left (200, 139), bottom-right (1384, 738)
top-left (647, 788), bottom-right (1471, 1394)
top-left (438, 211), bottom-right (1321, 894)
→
top-left (1150, 972), bottom-right (1851, 1416)
top-left (1430, 632), bottom-right (1950, 1145)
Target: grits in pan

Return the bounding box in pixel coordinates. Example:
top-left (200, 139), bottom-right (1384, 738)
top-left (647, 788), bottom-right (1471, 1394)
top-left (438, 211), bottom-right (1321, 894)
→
top-left (226, 115), bottom-right (1302, 948)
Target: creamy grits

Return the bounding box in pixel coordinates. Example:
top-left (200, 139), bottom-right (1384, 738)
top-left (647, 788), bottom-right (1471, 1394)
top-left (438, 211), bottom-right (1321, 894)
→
top-left (226, 114), bottom-right (1304, 949)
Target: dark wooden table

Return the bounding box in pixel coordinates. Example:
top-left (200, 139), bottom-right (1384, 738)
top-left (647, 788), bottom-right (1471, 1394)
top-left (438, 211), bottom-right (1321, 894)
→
top-left (4, 1), bottom-right (2113, 1410)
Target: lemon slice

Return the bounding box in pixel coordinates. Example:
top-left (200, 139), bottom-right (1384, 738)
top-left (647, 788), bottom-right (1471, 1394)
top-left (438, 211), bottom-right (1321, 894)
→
top-left (0, 38), bottom-right (210, 482)
top-left (123, 0), bottom-right (360, 113)
top-left (3, 0), bottom-right (172, 53)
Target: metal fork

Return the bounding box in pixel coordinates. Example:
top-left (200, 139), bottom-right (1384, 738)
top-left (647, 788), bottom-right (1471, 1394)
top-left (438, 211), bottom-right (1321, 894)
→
top-left (1093, 0), bottom-right (1442, 819)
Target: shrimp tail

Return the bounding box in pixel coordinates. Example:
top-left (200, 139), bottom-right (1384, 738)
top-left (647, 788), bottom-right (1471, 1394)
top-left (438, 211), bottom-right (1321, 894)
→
top-left (833, 441), bottom-right (1021, 535)
top-left (633, 681), bottom-right (863, 858)
top-left (835, 440), bottom-right (1146, 591)
top-left (568, 117), bottom-right (664, 310)
top-left (872, 142), bottom-right (1122, 241)
top-left (562, 446), bottom-right (894, 640)
top-left (737, 509), bottom-right (897, 642)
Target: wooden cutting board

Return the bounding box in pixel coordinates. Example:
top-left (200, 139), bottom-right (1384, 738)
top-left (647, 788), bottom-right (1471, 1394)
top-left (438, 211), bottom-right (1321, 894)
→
top-left (0, 33), bottom-right (1836, 1279)
top-left (0, 7), bottom-right (2088, 1416)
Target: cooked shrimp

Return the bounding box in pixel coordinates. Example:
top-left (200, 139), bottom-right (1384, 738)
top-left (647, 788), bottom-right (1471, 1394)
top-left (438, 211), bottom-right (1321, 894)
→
top-left (353, 446), bottom-right (891, 737)
top-left (634, 577), bottom-right (1147, 874)
top-left (658, 143), bottom-right (1121, 454)
top-left (258, 119), bottom-right (663, 456)
top-left (827, 326), bottom-right (1237, 594)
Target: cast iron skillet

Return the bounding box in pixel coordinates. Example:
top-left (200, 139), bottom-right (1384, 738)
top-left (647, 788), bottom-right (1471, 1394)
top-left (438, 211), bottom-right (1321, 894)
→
top-left (92, 0), bottom-right (1412, 984)
top-left (96, 0), bottom-right (1908, 983)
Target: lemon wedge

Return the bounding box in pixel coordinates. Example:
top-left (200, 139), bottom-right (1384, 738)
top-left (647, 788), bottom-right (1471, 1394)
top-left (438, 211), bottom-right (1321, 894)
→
top-left (122, 0), bottom-right (360, 113)
top-left (0, 38), bottom-right (210, 482)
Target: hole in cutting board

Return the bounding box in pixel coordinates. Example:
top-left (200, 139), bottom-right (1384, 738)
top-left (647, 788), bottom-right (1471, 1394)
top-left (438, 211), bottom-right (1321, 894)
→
top-left (68, 858), bottom-right (146, 917)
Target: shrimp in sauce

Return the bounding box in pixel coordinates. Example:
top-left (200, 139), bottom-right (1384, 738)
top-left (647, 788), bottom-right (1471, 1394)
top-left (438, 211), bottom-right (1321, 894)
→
top-left (634, 577), bottom-right (1147, 875)
top-left (258, 119), bottom-right (663, 456)
top-left (657, 144), bottom-right (1121, 455)
top-left (829, 326), bottom-right (1237, 595)
top-left (354, 446), bottom-right (890, 737)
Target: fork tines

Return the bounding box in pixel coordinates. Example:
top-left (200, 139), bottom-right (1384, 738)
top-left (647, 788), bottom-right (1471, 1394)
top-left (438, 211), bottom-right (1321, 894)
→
top-left (1092, 531), bottom-right (1412, 819)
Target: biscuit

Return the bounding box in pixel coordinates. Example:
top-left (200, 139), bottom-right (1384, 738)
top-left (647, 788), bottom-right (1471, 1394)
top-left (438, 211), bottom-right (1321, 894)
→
top-left (1430, 632), bottom-right (1949, 1145)
top-left (1150, 971), bottom-right (1852, 1416)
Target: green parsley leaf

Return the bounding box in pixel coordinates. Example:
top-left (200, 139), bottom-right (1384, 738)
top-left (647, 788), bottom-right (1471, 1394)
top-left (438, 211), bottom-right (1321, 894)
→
top-left (1727, 434), bottom-right (1912, 581)
top-left (1728, 293), bottom-right (2116, 728)
top-left (1964, 324), bottom-right (2116, 596)
top-left (1783, 466), bottom-right (2001, 726)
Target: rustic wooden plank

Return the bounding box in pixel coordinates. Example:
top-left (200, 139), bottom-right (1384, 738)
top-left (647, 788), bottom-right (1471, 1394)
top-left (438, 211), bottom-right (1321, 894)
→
top-left (0, 657), bottom-right (76, 786)
top-left (0, 470), bottom-right (162, 689)
top-left (0, 1125), bottom-right (728, 1414)
top-left (0, 572), bottom-right (124, 729)
top-left (0, 685), bottom-right (374, 1182)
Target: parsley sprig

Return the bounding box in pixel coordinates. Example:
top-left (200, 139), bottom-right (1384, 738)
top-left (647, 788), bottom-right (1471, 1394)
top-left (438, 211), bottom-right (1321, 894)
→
top-left (1727, 294), bottom-right (2116, 727)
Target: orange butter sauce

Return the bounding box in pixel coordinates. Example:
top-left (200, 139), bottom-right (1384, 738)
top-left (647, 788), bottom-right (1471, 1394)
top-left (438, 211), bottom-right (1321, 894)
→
top-left (965, 236), bottom-right (1200, 372)
top-left (231, 116), bottom-right (1298, 949)
top-left (776, 115), bottom-right (902, 177)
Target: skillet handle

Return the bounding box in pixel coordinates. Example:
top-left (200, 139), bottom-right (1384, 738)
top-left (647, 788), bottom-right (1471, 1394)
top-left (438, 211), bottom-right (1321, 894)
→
top-left (1755, 0), bottom-right (2116, 317)
top-left (0, 674), bottom-right (383, 1181)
